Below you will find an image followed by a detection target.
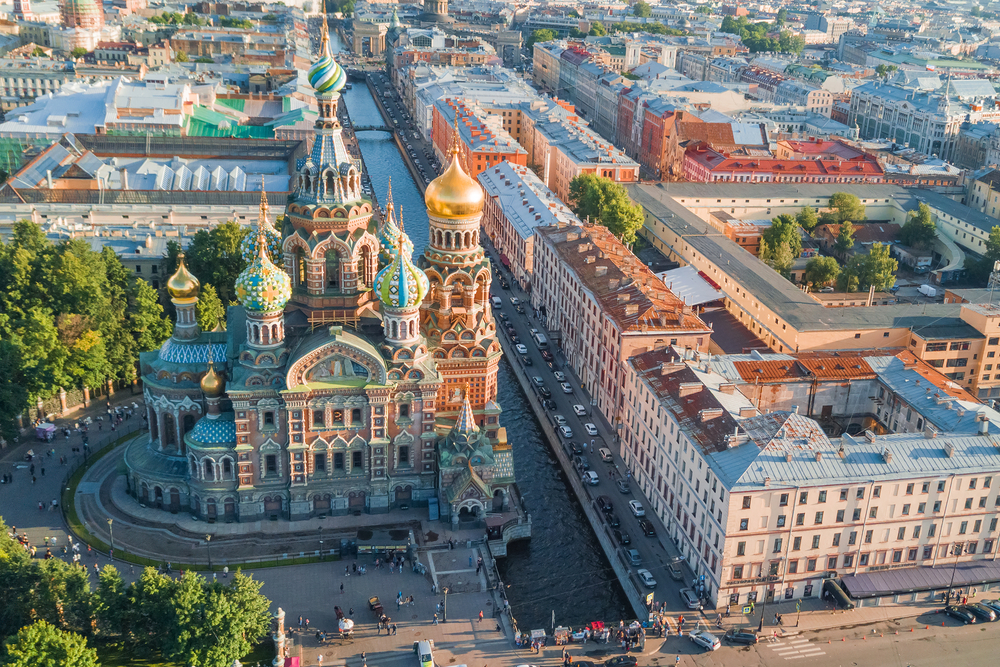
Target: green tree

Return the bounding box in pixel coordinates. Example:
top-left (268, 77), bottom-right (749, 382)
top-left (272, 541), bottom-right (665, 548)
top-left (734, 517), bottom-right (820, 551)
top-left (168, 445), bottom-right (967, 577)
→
top-left (196, 56), bottom-right (214, 63)
top-left (168, 222), bottom-right (249, 305)
top-left (968, 225), bottom-right (1000, 283)
top-left (777, 31), bottom-right (805, 55)
top-left (0, 341), bottom-right (27, 443)
top-left (567, 174), bottom-right (644, 245)
top-left (775, 8), bottom-right (788, 25)
top-left (805, 256), bottom-right (840, 288)
top-left (834, 221), bottom-right (855, 255)
top-left (633, 0), bottom-right (652, 17)
top-left (95, 565), bottom-right (130, 638)
top-left (875, 64), bottom-right (898, 78)
top-left (175, 51), bottom-right (189, 62)
top-left (759, 238), bottom-right (795, 277)
top-left (589, 22), bottom-right (607, 36)
top-left (899, 202), bottom-right (937, 250)
top-left (128, 276), bottom-right (172, 352)
top-left (762, 214), bottom-right (803, 258)
top-left (0, 621), bottom-right (98, 667)
top-left (695, 5), bottom-right (712, 13)
top-left (828, 192), bottom-right (866, 223)
top-left (70, 47), bottom-right (88, 58)
top-left (196, 284), bottom-right (227, 332)
top-left (846, 243), bottom-right (897, 292)
top-left (527, 29), bottom-right (556, 51)
top-left (567, 8), bottom-right (580, 17)
top-left (796, 206), bottom-right (819, 232)
top-left (836, 266), bottom-right (860, 292)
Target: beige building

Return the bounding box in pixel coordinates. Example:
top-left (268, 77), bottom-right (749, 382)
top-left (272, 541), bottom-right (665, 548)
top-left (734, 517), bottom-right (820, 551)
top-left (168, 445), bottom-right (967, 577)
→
top-left (531, 223), bottom-right (713, 427)
top-left (622, 346), bottom-right (1000, 610)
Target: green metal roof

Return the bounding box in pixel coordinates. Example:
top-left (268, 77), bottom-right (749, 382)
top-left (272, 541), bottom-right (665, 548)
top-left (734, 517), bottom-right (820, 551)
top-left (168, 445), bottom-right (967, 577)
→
top-left (216, 98), bottom-right (246, 112)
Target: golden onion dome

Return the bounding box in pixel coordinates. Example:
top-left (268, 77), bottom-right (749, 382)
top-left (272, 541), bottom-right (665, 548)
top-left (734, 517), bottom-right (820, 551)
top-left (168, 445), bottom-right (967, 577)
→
top-left (200, 362), bottom-right (225, 398)
top-left (167, 253), bottom-right (200, 300)
top-left (424, 147), bottom-right (484, 219)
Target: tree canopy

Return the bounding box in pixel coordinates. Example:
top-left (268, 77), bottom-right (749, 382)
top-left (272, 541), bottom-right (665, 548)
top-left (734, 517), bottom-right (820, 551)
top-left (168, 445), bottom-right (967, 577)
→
top-left (527, 29), bottom-right (556, 50)
top-left (834, 220), bottom-right (855, 255)
top-left (633, 0), bottom-right (652, 17)
top-left (898, 202), bottom-right (937, 250)
top-left (967, 225), bottom-right (1000, 283)
top-left (805, 256), bottom-right (840, 288)
top-left (720, 15), bottom-right (804, 53)
top-left (836, 243), bottom-right (897, 293)
top-left (70, 47), bottom-right (88, 58)
top-left (609, 21), bottom-right (688, 35)
top-left (759, 238), bottom-right (795, 277)
top-left (568, 174), bottom-right (645, 246)
top-left (165, 221), bottom-right (249, 305)
top-left (824, 192), bottom-right (866, 224)
top-left (150, 11), bottom-right (204, 25)
top-left (196, 284), bottom-right (227, 332)
top-left (0, 621), bottom-right (98, 667)
top-left (0, 222), bottom-right (171, 440)
top-left (220, 16), bottom-right (253, 28)
top-left (796, 206), bottom-right (818, 232)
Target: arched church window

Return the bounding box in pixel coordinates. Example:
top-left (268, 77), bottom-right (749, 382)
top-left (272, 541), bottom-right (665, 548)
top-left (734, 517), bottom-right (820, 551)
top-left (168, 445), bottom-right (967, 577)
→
top-left (326, 249), bottom-right (339, 290)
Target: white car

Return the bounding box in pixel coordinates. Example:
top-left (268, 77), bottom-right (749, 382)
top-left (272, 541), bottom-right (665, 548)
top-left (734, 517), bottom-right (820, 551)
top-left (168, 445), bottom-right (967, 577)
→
top-left (584, 423), bottom-right (598, 436)
top-left (509, 296), bottom-right (520, 305)
top-left (559, 425), bottom-right (573, 438)
top-left (553, 371), bottom-right (566, 382)
top-left (582, 470), bottom-right (599, 485)
top-left (554, 414), bottom-right (567, 426)
top-left (637, 568), bottom-right (657, 589)
top-left (516, 344), bottom-right (528, 355)
top-left (628, 500), bottom-right (645, 517)
top-left (560, 382), bottom-right (573, 394)
top-left (688, 630), bottom-right (720, 651)
top-left (531, 376), bottom-right (545, 387)
top-left (572, 404), bottom-right (587, 416)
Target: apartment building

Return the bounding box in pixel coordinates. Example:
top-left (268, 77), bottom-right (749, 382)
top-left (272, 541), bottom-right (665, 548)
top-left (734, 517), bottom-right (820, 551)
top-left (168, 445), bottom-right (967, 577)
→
top-left (622, 345), bottom-right (1000, 609)
top-left (533, 41), bottom-right (563, 94)
top-left (430, 98), bottom-right (526, 178)
top-left (683, 145), bottom-right (884, 184)
top-left (531, 223), bottom-right (713, 427)
top-left (478, 161), bottom-right (577, 290)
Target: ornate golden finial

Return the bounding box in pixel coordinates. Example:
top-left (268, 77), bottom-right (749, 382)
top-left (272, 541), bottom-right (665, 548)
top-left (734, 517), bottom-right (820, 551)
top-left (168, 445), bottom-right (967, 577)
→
top-left (450, 105), bottom-right (461, 157)
top-left (319, 12), bottom-right (330, 56)
top-left (463, 381), bottom-right (471, 399)
top-left (259, 175), bottom-right (269, 222)
top-left (385, 176), bottom-right (394, 213)
top-left (398, 205), bottom-right (404, 236)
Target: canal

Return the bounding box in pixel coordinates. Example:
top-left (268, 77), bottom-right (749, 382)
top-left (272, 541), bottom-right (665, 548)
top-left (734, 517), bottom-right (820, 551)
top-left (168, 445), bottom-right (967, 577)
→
top-left (331, 35), bottom-right (629, 631)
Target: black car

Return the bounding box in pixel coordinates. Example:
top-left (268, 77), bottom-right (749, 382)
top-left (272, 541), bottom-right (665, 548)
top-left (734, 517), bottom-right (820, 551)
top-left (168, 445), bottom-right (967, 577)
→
top-left (499, 312), bottom-right (509, 321)
top-left (595, 495), bottom-right (613, 513)
top-left (510, 334), bottom-right (520, 344)
top-left (568, 441), bottom-right (584, 455)
top-left (541, 350), bottom-right (554, 362)
top-left (944, 605), bottom-right (976, 624)
top-left (542, 399), bottom-right (557, 411)
top-left (616, 478), bottom-right (631, 494)
top-left (638, 519), bottom-right (656, 536)
top-left (521, 355), bottom-right (533, 366)
top-left (607, 513), bottom-right (621, 528)
top-left (605, 657), bottom-right (638, 667)
top-left (546, 360), bottom-right (559, 371)
top-left (539, 387), bottom-right (552, 399)
top-left (500, 280), bottom-right (510, 289)
top-left (962, 603), bottom-right (997, 622)
top-left (573, 455), bottom-right (590, 471)
top-left (613, 529), bottom-right (631, 545)
top-left (515, 304), bottom-right (525, 314)
top-left (724, 630), bottom-right (758, 645)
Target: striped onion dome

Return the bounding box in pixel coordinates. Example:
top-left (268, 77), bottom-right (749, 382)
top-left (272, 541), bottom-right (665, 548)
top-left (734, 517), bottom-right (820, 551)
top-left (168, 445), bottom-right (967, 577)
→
top-left (308, 20), bottom-right (346, 94)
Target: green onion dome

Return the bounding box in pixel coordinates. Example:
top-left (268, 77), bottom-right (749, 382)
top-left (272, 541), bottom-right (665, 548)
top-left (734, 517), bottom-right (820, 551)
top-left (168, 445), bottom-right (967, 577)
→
top-left (235, 230), bottom-right (292, 314)
top-left (375, 232), bottom-right (429, 309)
top-left (308, 22), bottom-right (346, 94)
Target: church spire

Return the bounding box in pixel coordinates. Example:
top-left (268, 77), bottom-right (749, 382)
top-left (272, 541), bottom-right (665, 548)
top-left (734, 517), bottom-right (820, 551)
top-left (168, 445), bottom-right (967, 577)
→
top-left (452, 383), bottom-right (478, 436)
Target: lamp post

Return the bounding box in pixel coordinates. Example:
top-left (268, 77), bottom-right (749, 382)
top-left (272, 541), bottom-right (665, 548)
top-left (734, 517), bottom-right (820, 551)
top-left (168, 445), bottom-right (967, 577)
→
top-left (107, 518), bottom-right (114, 556)
top-left (757, 590), bottom-right (766, 634)
top-left (443, 587), bottom-right (450, 622)
top-left (205, 534), bottom-right (212, 570)
top-left (947, 543), bottom-right (964, 605)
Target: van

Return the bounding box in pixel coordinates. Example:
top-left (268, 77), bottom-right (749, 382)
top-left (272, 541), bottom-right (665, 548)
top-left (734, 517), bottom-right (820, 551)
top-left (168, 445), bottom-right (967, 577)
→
top-left (532, 331), bottom-right (548, 349)
top-left (599, 447), bottom-right (613, 462)
top-left (414, 640), bottom-right (434, 667)
top-left (491, 296), bottom-right (502, 309)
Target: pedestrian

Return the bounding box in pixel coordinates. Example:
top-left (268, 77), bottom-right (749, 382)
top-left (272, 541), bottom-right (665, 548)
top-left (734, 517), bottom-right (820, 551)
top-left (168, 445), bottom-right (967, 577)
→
top-left (31, 476), bottom-right (36, 484)
top-left (345, 566), bottom-right (349, 576)
top-left (305, 618), bottom-right (310, 629)
top-left (361, 653), bottom-right (366, 664)
top-left (433, 613), bottom-right (438, 625)
top-left (40, 468), bottom-right (44, 477)
top-left (773, 613), bottom-right (778, 625)
top-left (392, 623), bottom-right (397, 635)
top-left (29, 464), bottom-right (34, 475)
top-left (353, 562), bottom-right (357, 573)
top-left (340, 583), bottom-right (344, 594)
top-left (349, 608), bottom-right (354, 617)
top-left (299, 615), bottom-right (303, 627)
top-left (479, 610), bottom-right (484, 623)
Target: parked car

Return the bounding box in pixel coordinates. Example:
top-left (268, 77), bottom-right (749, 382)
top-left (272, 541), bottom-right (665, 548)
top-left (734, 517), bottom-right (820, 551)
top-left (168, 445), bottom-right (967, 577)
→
top-left (628, 500), bottom-right (645, 517)
top-left (638, 519), bottom-right (656, 536)
top-left (981, 599), bottom-right (1000, 616)
top-left (539, 387), bottom-right (552, 399)
top-left (944, 605), bottom-right (976, 624)
top-left (605, 657), bottom-right (637, 667)
top-left (510, 334), bottom-right (520, 345)
top-left (688, 630), bottom-right (720, 651)
top-left (553, 371), bottom-right (566, 382)
top-left (667, 558), bottom-right (684, 581)
top-left (531, 376), bottom-right (545, 387)
top-left (573, 404), bottom-right (587, 416)
top-left (567, 441), bottom-right (584, 455)
top-left (636, 568), bottom-right (657, 589)
top-left (559, 425), bottom-right (573, 438)
top-left (963, 603), bottom-right (997, 622)
top-left (573, 455), bottom-right (590, 471)
top-left (542, 399), bottom-right (557, 411)
top-left (616, 479), bottom-right (631, 494)
top-left (521, 355), bottom-right (533, 366)
top-left (541, 350), bottom-right (554, 362)
top-left (585, 423), bottom-right (599, 436)
top-left (625, 548), bottom-right (641, 565)
top-left (613, 529), bottom-right (631, 545)
top-left (554, 414), bottom-right (567, 426)
top-left (582, 470), bottom-right (599, 485)
top-left (560, 382), bottom-right (573, 394)
top-left (595, 495), bottom-right (613, 513)
top-left (724, 630), bottom-right (758, 645)
top-left (515, 304), bottom-right (525, 314)
top-left (516, 344), bottom-right (528, 355)
top-left (680, 588), bottom-right (703, 610)
top-left (509, 297), bottom-right (520, 305)
top-left (599, 447), bottom-right (613, 462)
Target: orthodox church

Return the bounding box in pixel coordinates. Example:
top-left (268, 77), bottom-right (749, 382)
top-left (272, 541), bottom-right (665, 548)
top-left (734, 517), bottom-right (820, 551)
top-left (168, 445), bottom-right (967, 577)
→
top-left (125, 22), bottom-right (514, 523)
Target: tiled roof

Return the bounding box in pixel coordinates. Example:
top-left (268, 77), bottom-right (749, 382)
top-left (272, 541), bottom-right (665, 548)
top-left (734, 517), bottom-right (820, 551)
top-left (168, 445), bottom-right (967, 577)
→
top-left (159, 340), bottom-right (228, 366)
top-left (188, 414), bottom-right (237, 445)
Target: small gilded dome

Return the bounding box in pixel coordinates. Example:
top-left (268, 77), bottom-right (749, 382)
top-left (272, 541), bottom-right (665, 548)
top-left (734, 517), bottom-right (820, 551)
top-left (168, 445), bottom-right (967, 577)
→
top-left (200, 363), bottom-right (225, 398)
top-left (425, 147), bottom-right (484, 219)
top-left (235, 231), bottom-right (292, 314)
top-left (375, 232), bottom-right (429, 309)
top-left (167, 253), bottom-right (200, 300)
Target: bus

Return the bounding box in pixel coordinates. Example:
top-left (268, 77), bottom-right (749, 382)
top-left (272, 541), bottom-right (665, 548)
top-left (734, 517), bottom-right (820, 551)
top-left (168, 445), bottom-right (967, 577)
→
top-left (532, 331), bottom-right (548, 349)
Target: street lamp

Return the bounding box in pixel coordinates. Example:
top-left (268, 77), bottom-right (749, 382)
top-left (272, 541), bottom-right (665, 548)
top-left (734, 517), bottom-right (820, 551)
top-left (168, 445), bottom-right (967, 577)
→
top-left (205, 534), bottom-right (212, 570)
top-left (107, 518), bottom-right (114, 556)
top-left (442, 587), bottom-right (450, 622)
top-left (947, 543), bottom-right (964, 605)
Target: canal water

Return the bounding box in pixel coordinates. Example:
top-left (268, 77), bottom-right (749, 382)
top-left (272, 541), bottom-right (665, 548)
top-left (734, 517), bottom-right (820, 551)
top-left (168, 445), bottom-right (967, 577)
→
top-left (332, 35), bottom-right (629, 630)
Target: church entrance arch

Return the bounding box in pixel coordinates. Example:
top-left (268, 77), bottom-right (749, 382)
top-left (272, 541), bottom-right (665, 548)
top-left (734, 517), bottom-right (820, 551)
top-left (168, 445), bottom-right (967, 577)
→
top-left (224, 498), bottom-right (236, 520)
top-left (393, 485), bottom-right (412, 508)
top-left (348, 491), bottom-right (366, 512)
top-left (154, 486), bottom-right (164, 508)
top-left (169, 488), bottom-right (181, 512)
top-left (264, 495), bottom-right (283, 518)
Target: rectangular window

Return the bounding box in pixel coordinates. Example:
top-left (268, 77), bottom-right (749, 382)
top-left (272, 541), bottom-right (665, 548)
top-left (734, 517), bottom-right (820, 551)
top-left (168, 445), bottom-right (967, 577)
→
top-left (314, 453), bottom-right (326, 473)
top-left (960, 521), bottom-right (969, 534)
top-left (870, 507), bottom-right (878, 519)
top-left (965, 498), bottom-right (973, 510)
top-left (334, 452), bottom-right (344, 470)
top-left (352, 451), bottom-right (363, 470)
top-left (814, 511), bottom-right (823, 524)
top-left (800, 491), bottom-right (809, 504)
top-left (774, 538), bottom-right (783, 553)
top-left (853, 508), bottom-right (862, 521)
top-left (812, 535), bottom-right (821, 549)
top-left (840, 488), bottom-right (849, 501)
top-left (906, 483), bottom-right (914, 495)
top-left (918, 502), bottom-right (926, 514)
top-left (828, 556), bottom-right (838, 569)
top-left (733, 565), bottom-right (744, 579)
top-left (913, 526), bottom-right (921, 539)
top-left (902, 504), bottom-right (910, 515)
top-left (793, 537), bottom-right (801, 551)
top-left (970, 478), bottom-right (978, 490)
top-left (266, 454), bottom-right (277, 473)
top-left (929, 524), bottom-right (937, 538)
top-left (832, 533), bottom-right (841, 547)
top-left (865, 530), bottom-right (874, 544)
top-left (843, 554), bottom-right (854, 568)
top-left (398, 445), bottom-right (410, 467)
top-left (974, 519), bottom-right (982, 532)
top-left (740, 518), bottom-right (749, 531)
top-left (796, 513), bottom-right (805, 526)
top-left (933, 501), bottom-right (942, 513)
top-left (848, 531), bottom-right (857, 545)
top-left (780, 493), bottom-right (789, 506)
top-left (788, 560), bottom-right (798, 574)
top-left (991, 518), bottom-right (998, 531)
top-left (737, 541), bottom-right (746, 556)
top-left (859, 553), bottom-right (870, 566)
top-left (986, 477), bottom-right (993, 488)
top-left (923, 546), bottom-right (933, 560)
top-left (857, 488), bottom-right (865, 499)
top-left (938, 481), bottom-right (946, 492)
top-left (777, 515), bottom-right (786, 527)
top-left (836, 509), bottom-right (845, 522)
top-left (742, 495), bottom-right (752, 509)
top-left (818, 490), bottom-right (827, 503)
top-left (807, 558), bottom-right (817, 572)
top-left (922, 482), bottom-right (930, 493)
top-left (897, 527), bottom-right (906, 540)
top-left (313, 409), bottom-right (325, 427)
top-left (873, 485), bottom-right (881, 498)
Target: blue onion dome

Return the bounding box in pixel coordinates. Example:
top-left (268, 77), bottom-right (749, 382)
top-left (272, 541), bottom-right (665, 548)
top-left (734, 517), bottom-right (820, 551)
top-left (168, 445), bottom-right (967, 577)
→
top-left (308, 20), bottom-right (346, 94)
top-left (375, 226), bottom-right (429, 309)
top-left (240, 184), bottom-right (283, 264)
top-left (235, 229), bottom-right (292, 314)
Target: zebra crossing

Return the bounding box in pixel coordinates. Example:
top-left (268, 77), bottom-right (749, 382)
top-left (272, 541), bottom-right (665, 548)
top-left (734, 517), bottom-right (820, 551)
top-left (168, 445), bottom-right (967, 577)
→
top-left (767, 636), bottom-right (827, 660)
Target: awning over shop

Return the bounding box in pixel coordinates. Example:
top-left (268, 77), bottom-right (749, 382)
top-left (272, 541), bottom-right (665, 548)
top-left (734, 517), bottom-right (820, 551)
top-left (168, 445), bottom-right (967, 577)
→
top-left (842, 560), bottom-right (1000, 599)
top-left (500, 254), bottom-right (510, 268)
top-left (823, 578), bottom-right (855, 609)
